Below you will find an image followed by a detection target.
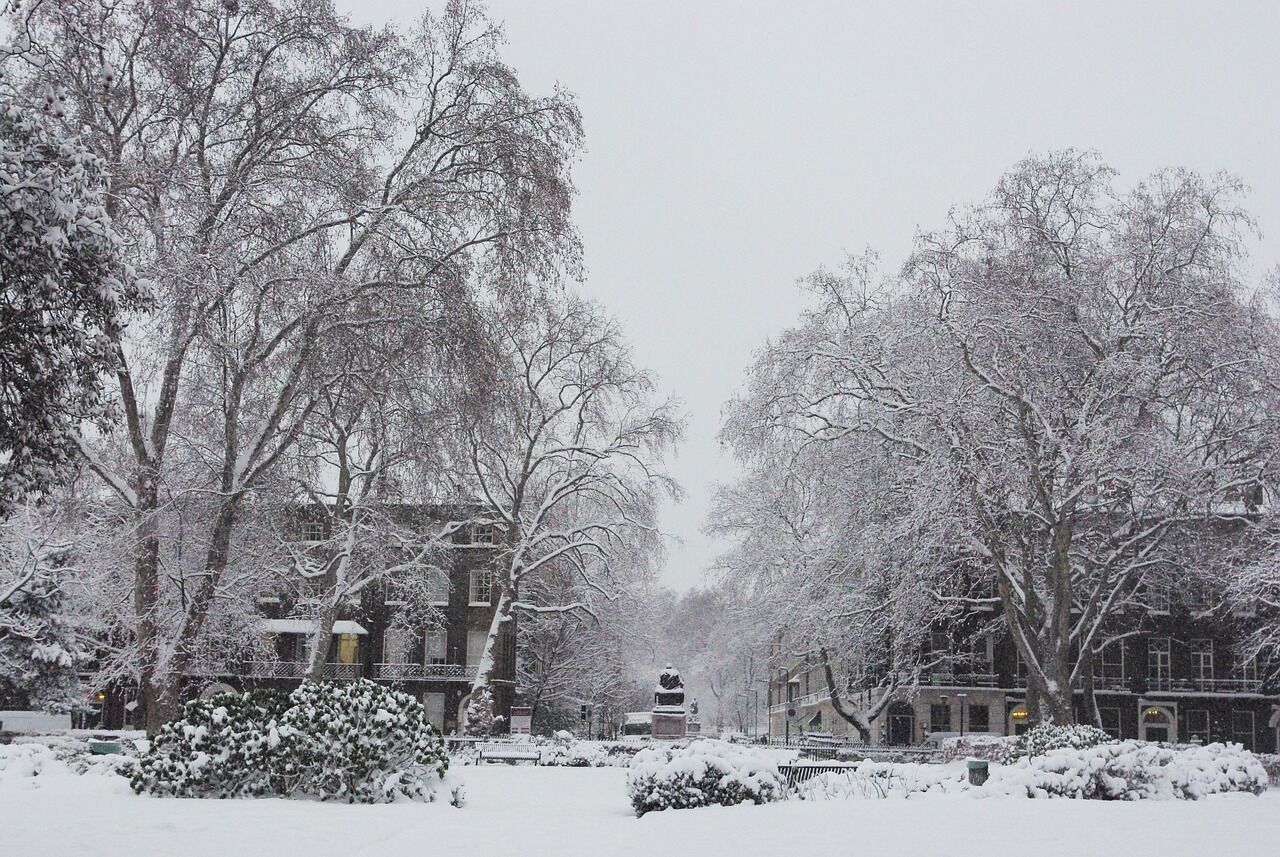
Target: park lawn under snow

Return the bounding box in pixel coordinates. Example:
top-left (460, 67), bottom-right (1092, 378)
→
top-left (4, 762), bottom-right (1280, 857)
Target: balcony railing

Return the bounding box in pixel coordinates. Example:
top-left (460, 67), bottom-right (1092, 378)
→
top-left (373, 662), bottom-right (478, 682)
top-left (1146, 677), bottom-right (1263, 694)
top-left (190, 661), bottom-right (361, 680)
top-left (919, 672), bottom-right (999, 688)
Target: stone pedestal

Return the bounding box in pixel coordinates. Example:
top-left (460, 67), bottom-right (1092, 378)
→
top-left (651, 664), bottom-right (688, 741)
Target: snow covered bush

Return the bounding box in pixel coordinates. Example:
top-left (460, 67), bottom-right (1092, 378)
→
top-left (132, 681), bottom-right (450, 803)
top-left (1019, 722), bottom-right (1112, 757)
top-left (539, 738), bottom-right (637, 767)
top-left (130, 689), bottom-right (289, 798)
top-left (626, 739), bottom-right (785, 815)
top-left (999, 740), bottom-right (1268, 800)
top-left (463, 687), bottom-right (503, 737)
top-left (939, 734), bottom-right (1020, 764)
top-left (276, 680), bottom-right (449, 803)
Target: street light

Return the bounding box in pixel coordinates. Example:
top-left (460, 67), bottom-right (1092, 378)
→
top-left (957, 693), bottom-right (968, 736)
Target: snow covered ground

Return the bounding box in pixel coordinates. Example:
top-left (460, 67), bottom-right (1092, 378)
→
top-left (4, 759), bottom-right (1280, 857)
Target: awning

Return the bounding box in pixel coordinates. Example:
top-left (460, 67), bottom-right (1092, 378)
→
top-left (260, 619), bottom-right (368, 635)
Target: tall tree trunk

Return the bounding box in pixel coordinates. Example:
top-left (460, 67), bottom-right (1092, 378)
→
top-left (307, 610), bottom-right (337, 682)
top-left (819, 648), bottom-right (873, 743)
top-left (157, 495), bottom-right (244, 726)
top-left (133, 472), bottom-right (168, 734)
top-left (465, 586), bottom-right (514, 734)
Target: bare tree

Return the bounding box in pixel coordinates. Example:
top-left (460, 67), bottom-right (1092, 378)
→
top-left (718, 151), bottom-right (1280, 726)
top-left (455, 295), bottom-right (681, 733)
top-left (15, 0), bottom-right (582, 730)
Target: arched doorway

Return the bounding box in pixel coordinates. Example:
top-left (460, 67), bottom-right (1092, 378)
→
top-left (456, 693), bottom-right (471, 735)
top-left (199, 682), bottom-right (236, 700)
top-left (1140, 705), bottom-right (1175, 743)
top-left (887, 702), bottom-right (915, 746)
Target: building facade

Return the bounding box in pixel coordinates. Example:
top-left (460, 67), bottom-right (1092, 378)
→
top-left (101, 505), bottom-right (517, 733)
top-left (768, 593), bottom-right (1280, 752)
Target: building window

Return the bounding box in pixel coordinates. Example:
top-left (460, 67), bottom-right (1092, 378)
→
top-left (301, 520), bottom-right (325, 543)
top-left (1095, 642), bottom-right (1124, 683)
top-left (427, 567), bottom-right (449, 605)
top-left (1190, 640), bottom-right (1213, 682)
top-left (425, 628), bottom-right (447, 664)
top-left (383, 628), bottom-right (411, 664)
top-left (468, 569), bottom-right (492, 605)
top-left (1099, 707), bottom-right (1122, 739)
top-left (929, 703), bottom-right (951, 733)
top-left (1186, 709), bottom-right (1210, 744)
top-left (1147, 638), bottom-right (1171, 687)
top-left (1145, 583), bottom-right (1171, 613)
top-left (1234, 655), bottom-right (1258, 683)
top-left (466, 628), bottom-right (489, 667)
top-left (967, 704), bottom-right (989, 733)
top-left (1232, 710), bottom-right (1255, 751)
top-left (471, 523), bottom-right (498, 545)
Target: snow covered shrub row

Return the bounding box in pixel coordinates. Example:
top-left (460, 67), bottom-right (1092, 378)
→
top-left (626, 739), bottom-right (785, 815)
top-left (1258, 753), bottom-right (1280, 786)
top-left (796, 742), bottom-right (1267, 801)
top-left (939, 734), bottom-right (1020, 764)
top-left (539, 739), bottom-right (640, 767)
top-left (1007, 741), bottom-right (1268, 800)
top-left (132, 680), bottom-right (450, 803)
top-left (1018, 722), bottom-right (1112, 757)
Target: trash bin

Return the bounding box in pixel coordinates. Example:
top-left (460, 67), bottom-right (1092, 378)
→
top-left (966, 758), bottom-right (989, 786)
top-left (87, 739), bottom-right (122, 755)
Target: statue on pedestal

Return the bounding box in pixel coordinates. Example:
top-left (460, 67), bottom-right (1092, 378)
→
top-left (651, 664), bottom-right (688, 740)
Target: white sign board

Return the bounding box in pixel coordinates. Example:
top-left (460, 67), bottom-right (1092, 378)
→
top-left (509, 706), bottom-right (533, 735)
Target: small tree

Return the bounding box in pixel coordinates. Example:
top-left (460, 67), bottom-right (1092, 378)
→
top-left (0, 508), bottom-right (85, 710)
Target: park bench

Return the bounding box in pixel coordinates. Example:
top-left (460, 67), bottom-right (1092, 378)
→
top-left (477, 742), bottom-right (541, 765)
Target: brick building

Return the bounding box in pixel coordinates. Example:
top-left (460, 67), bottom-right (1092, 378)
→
top-left (768, 585), bottom-right (1280, 752)
top-left (98, 504), bottom-right (516, 733)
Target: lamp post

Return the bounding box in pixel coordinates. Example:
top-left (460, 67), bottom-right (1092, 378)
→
top-left (957, 693), bottom-right (968, 737)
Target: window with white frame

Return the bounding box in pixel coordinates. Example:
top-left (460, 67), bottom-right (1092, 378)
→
top-left (1145, 583), bottom-right (1171, 613)
top-left (383, 628), bottom-right (412, 664)
top-left (1191, 640), bottom-right (1213, 681)
top-left (466, 628), bottom-right (489, 667)
top-left (1234, 655), bottom-right (1258, 682)
top-left (424, 627), bottom-right (447, 664)
top-left (426, 567), bottom-right (450, 605)
top-left (1147, 637), bottom-right (1171, 685)
top-left (301, 519), bottom-right (325, 543)
top-left (468, 568), bottom-right (492, 605)
top-left (471, 522), bottom-right (498, 545)
top-left (1095, 642), bottom-right (1124, 682)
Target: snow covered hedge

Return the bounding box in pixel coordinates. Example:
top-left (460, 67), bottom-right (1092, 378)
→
top-left (939, 734), bottom-right (1021, 764)
top-left (1018, 722), bottom-right (1113, 757)
top-left (626, 739), bottom-right (785, 815)
top-left (1013, 741), bottom-right (1268, 800)
top-left (132, 680), bottom-right (451, 803)
top-left (796, 742), bottom-right (1267, 801)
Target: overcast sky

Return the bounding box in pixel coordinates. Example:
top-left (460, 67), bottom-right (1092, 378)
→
top-left (340, 0), bottom-right (1280, 592)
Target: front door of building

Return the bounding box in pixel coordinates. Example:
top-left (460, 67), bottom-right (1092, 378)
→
top-left (888, 703), bottom-right (915, 746)
top-left (1140, 705), bottom-right (1175, 743)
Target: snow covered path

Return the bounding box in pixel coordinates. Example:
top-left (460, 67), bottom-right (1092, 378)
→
top-left (5, 763), bottom-right (1280, 857)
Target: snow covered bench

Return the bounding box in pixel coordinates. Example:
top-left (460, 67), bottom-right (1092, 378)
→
top-left (477, 742), bottom-right (541, 765)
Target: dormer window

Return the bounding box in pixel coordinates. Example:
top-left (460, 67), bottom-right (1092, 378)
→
top-left (301, 520), bottom-right (325, 543)
top-left (472, 522), bottom-right (498, 544)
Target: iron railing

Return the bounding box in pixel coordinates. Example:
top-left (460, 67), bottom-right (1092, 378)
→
top-left (373, 662), bottom-right (478, 682)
